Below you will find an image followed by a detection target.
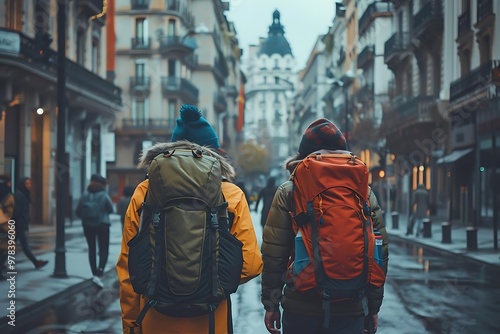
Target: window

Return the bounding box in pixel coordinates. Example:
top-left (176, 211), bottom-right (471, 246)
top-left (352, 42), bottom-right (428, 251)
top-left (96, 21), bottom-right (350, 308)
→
top-left (91, 39), bottom-right (99, 73)
top-left (133, 99), bottom-right (147, 123)
top-left (168, 59), bottom-right (177, 77)
top-left (168, 99), bottom-right (177, 123)
top-left (34, 0), bottom-right (50, 34)
top-left (274, 59), bottom-right (279, 69)
top-left (135, 62), bottom-right (145, 78)
top-left (76, 30), bottom-right (86, 65)
top-left (168, 19), bottom-right (176, 37)
top-left (135, 18), bottom-right (147, 44)
top-left (263, 76), bottom-right (267, 84)
top-left (275, 76), bottom-right (280, 84)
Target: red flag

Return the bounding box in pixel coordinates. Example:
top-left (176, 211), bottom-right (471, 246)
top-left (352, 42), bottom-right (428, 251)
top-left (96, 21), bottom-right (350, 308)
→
top-left (236, 83), bottom-right (245, 133)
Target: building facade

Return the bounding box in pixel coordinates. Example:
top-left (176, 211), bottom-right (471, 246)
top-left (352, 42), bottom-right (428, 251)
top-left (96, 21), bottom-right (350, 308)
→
top-left (244, 10), bottom-right (296, 178)
top-left (442, 0), bottom-right (500, 226)
top-left (381, 0), bottom-right (448, 217)
top-left (0, 0), bottom-right (122, 225)
top-left (110, 0), bottom-right (241, 200)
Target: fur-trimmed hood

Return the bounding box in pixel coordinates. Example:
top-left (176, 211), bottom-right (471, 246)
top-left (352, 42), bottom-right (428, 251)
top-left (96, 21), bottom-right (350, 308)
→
top-left (138, 140), bottom-right (236, 181)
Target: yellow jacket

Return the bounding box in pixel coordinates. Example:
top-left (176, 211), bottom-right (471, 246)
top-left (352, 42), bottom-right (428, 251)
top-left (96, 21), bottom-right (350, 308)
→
top-left (116, 142), bottom-right (263, 334)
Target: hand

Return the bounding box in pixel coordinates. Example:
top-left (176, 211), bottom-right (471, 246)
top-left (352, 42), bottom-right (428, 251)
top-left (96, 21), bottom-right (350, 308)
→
top-left (372, 313), bottom-right (378, 333)
top-left (264, 310), bottom-right (281, 334)
top-left (364, 313), bottom-right (378, 333)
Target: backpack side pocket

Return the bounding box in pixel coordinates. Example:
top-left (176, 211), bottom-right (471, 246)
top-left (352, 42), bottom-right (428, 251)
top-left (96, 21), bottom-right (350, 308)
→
top-left (128, 227), bottom-right (152, 294)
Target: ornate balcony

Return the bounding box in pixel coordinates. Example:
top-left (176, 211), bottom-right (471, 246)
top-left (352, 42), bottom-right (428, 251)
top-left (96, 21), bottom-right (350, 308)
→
top-left (161, 76), bottom-right (199, 104)
top-left (413, 0), bottom-right (443, 44)
top-left (449, 60), bottom-right (500, 106)
top-left (226, 85), bottom-right (239, 98)
top-left (381, 95), bottom-right (439, 135)
top-left (384, 32), bottom-right (410, 71)
top-left (477, 0), bottom-right (494, 23)
top-left (159, 36), bottom-right (195, 55)
top-left (357, 45), bottom-right (374, 69)
top-left (212, 57), bottom-right (229, 83)
top-left (358, 2), bottom-right (393, 36)
top-left (131, 37), bottom-right (151, 50)
top-left (458, 10), bottom-right (472, 38)
top-left (213, 91), bottom-right (227, 112)
top-left (131, 0), bottom-right (149, 10)
top-left (129, 76), bottom-right (151, 93)
top-left (120, 118), bottom-right (173, 136)
top-left (75, 0), bottom-right (103, 18)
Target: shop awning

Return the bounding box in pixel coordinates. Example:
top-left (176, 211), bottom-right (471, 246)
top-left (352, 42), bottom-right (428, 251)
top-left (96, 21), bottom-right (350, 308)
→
top-left (437, 148), bottom-right (474, 164)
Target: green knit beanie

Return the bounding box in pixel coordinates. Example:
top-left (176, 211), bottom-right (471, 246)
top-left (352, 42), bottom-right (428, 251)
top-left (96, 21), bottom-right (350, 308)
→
top-left (170, 104), bottom-right (220, 148)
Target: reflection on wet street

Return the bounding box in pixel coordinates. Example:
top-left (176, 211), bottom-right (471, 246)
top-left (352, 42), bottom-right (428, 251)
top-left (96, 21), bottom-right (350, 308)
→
top-left (388, 240), bottom-right (500, 334)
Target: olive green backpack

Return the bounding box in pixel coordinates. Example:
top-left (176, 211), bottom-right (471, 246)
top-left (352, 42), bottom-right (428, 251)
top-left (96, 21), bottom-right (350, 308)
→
top-left (128, 148), bottom-right (243, 334)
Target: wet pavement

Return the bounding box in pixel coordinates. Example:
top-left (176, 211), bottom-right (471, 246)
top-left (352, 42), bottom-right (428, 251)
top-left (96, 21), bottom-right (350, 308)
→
top-left (0, 211), bottom-right (499, 333)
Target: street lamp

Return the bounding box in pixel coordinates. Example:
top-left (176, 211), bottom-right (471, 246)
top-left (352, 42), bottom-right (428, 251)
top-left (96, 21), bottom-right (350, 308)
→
top-left (53, 1), bottom-right (68, 278)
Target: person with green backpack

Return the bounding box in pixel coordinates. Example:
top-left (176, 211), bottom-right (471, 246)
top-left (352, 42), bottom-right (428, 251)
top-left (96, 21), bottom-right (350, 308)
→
top-left (75, 174), bottom-right (114, 280)
top-left (116, 105), bottom-right (263, 334)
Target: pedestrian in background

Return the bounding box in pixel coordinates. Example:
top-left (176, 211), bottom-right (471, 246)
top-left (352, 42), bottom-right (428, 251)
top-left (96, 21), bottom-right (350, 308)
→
top-left (13, 177), bottom-right (48, 269)
top-left (408, 183), bottom-right (430, 237)
top-left (0, 175), bottom-right (14, 278)
top-left (76, 174), bottom-right (114, 279)
top-left (117, 185), bottom-right (135, 229)
top-left (254, 176), bottom-right (277, 228)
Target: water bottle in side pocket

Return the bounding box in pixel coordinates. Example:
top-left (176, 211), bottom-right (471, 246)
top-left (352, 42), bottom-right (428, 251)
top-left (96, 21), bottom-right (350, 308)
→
top-left (373, 229), bottom-right (383, 267)
top-left (293, 230), bottom-right (310, 275)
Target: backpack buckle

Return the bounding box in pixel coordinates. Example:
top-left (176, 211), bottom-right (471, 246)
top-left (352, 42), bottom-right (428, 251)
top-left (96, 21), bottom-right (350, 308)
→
top-left (153, 212), bottom-right (161, 230)
top-left (211, 212), bottom-right (219, 228)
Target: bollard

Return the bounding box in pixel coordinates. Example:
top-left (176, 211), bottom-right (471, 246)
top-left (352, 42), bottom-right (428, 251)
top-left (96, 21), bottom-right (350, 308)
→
top-left (466, 227), bottom-right (478, 250)
top-left (391, 212), bottom-right (399, 230)
top-left (441, 222), bottom-right (452, 243)
top-left (423, 218), bottom-right (432, 238)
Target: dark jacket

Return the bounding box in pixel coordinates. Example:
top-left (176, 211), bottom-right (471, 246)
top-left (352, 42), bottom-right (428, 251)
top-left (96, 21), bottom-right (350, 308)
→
top-left (13, 190), bottom-right (30, 231)
top-left (76, 182), bottom-right (114, 225)
top-left (261, 150), bottom-right (389, 316)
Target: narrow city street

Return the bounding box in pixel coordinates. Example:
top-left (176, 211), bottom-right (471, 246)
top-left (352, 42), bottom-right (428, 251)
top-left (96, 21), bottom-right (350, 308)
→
top-left (15, 210), bottom-right (500, 334)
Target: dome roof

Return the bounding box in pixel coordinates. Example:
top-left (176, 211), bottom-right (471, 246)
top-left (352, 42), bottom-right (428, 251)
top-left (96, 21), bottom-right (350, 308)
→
top-left (258, 10), bottom-right (293, 57)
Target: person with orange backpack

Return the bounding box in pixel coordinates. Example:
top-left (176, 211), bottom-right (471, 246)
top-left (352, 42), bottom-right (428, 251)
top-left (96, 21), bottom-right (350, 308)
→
top-left (261, 118), bottom-right (389, 334)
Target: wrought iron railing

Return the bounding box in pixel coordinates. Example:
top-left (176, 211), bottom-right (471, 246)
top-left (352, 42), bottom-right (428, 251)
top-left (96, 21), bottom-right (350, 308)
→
top-left (131, 0), bottom-right (149, 10)
top-left (131, 37), bottom-right (151, 50)
top-left (122, 118), bottom-right (172, 131)
top-left (458, 10), bottom-right (471, 37)
top-left (477, 0), bottom-right (493, 22)
top-left (450, 59), bottom-right (500, 102)
top-left (161, 76), bottom-right (199, 101)
top-left (413, 0), bottom-right (442, 36)
top-left (357, 45), bottom-right (374, 69)
top-left (384, 32), bottom-right (409, 62)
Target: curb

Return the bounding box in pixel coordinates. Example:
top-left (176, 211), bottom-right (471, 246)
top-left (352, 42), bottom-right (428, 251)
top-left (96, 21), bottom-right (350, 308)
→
top-left (0, 269), bottom-right (118, 333)
top-left (388, 232), bottom-right (500, 272)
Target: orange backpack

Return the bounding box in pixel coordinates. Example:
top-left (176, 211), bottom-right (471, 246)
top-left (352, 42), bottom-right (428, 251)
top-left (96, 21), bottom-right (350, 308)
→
top-left (287, 152), bottom-right (386, 325)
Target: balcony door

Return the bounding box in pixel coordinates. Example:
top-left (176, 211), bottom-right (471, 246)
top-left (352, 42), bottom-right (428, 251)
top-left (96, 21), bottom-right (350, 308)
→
top-left (135, 17), bottom-right (148, 45)
top-left (135, 61), bottom-right (146, 85)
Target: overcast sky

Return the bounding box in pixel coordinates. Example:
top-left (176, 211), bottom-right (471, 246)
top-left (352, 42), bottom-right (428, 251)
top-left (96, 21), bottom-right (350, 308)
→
top-left (225, 0), bottom-right (335, 72)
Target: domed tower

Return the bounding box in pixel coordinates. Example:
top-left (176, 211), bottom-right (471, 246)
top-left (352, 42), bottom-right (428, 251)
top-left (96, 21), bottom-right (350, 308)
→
top-left (258, 10), bottom-right (293, 58)
top-left (245, 9), bottom-right (297, 177)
